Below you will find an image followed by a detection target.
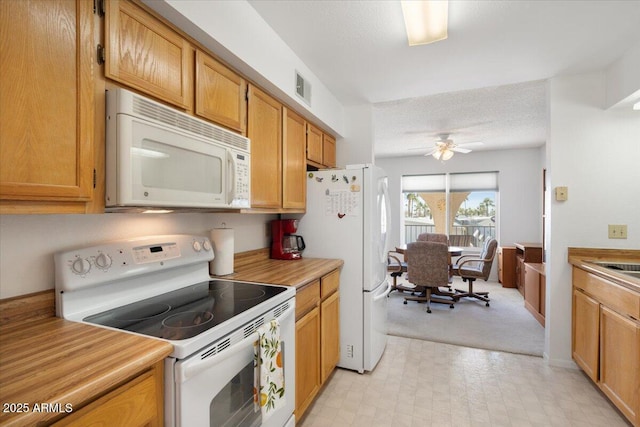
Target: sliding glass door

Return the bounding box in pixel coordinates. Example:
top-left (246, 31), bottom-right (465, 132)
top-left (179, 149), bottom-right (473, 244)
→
top-left (402, 172), bottom-right (498, 250)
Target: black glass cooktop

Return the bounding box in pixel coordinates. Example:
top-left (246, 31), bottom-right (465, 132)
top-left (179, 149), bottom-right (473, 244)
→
top-left (84, 280), bottom-right (287, 340)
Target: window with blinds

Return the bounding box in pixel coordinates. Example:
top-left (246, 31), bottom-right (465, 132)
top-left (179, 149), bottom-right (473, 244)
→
top-left (402, 172), bottom-right (498, 248)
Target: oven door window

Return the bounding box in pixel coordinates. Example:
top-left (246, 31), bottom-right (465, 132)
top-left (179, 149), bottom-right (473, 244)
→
top-left (210, 359), bottom-right (261, 427)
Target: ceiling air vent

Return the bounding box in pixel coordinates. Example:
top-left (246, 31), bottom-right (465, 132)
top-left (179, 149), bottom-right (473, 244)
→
top-left (295, 71), bottom-right (311, 106)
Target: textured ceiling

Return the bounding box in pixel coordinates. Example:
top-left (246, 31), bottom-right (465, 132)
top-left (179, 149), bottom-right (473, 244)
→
top-left (248, 0), bottom-right (640, 156)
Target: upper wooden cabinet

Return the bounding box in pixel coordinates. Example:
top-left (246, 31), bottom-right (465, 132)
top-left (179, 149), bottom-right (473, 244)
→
top-left (283, 108), bottom-right (307, 210)
top-left (247, 85), bottom-right (282, 209)
top-left (106, 0), bottom-right (193, 110)
top-left (195, 51), bottom-right (247, 134)
top-left (306, 124), bottom-right (323, 165)
top-left (306, 124), bottom-right (337, 169)
top-left (322, 133), bottom-right (336, 168)
top-left (0, 0), bottom-right (95, 214)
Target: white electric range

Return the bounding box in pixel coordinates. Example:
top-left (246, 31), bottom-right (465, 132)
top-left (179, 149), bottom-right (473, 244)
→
top-left (55, 234), bottom-right (296, 427)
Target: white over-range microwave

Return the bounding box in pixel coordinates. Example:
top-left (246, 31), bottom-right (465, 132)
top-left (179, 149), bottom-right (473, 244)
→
top-left (105, 87), bottom-right (250, 211)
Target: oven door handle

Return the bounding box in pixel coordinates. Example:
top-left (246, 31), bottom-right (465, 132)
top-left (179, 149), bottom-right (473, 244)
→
top-left (178, 304), bottom-right (295, 383)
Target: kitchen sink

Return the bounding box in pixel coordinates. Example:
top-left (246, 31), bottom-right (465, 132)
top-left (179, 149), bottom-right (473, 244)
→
top-left (592, 261), bottom-right (640, 279)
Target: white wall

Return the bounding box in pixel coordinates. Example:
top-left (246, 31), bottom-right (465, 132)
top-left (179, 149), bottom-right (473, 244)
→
top-left (376, 147), bottom-right (544, 254)
top-left (545, 71), bottom-right (640, 367)
top-left (605, 40), bottom-right (640, 109)
top-left (0, 213), bottom-right (275, 299)
top-left (338, 105), bottom-right (375, 167)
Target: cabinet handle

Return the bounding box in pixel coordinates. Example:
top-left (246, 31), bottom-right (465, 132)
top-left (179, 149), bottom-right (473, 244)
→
top-left (97, 44), bottom-right (105, 65)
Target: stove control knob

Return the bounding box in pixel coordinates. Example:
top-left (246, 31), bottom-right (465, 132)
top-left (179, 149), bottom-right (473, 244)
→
top-left (192, 241), bottom-right (202, 252)
top-left (71, 257), bottom-right (91, 275)
top-left (202, 240), bottom-right (211, 251)
top-left (95, 253), bottom-right (112, 270)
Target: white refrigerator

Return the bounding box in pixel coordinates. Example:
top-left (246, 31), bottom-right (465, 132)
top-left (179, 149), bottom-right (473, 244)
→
top-left (294, 164), bottom-right (391, 373)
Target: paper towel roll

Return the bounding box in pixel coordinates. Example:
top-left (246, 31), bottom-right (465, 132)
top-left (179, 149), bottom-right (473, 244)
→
top-left (209, 228), bottom-right (234, 276)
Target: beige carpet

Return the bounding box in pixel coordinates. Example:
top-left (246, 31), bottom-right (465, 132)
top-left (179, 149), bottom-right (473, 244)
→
top-left (386, 275), bottom-right (545, 356)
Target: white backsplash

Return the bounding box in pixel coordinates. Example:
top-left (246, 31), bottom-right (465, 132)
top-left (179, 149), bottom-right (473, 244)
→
top-left (0, 212), bottom-right (276, 299)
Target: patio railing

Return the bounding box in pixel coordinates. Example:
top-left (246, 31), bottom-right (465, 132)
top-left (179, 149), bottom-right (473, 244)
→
top-left (404, 224), bottom-right (495, 247)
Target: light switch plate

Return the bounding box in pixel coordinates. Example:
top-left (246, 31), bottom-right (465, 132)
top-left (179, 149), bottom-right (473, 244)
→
top-left (555, 186), bottom-right (568, 201)
top-left (608, 224), bottom-right (628, 239)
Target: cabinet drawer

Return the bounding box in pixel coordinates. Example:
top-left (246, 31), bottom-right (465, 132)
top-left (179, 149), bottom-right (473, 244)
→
top-left (296, 280), bottom-right (320, 320)
top-left (573, 268), bottom-right (640, 319)
top-left (321, 269), bottom-right (340, 299)
top-left (53, 367), bottom-right (160, 426)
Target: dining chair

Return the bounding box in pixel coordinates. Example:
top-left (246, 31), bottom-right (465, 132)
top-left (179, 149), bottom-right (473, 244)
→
top-left (403, 241), bottom-right (456, 313)
top-left (417, 233), bottom-right (449, 245)
top-left (451, 238), bottom-right (498, 306)
top-left (387, 250), bottom-right (414, 294)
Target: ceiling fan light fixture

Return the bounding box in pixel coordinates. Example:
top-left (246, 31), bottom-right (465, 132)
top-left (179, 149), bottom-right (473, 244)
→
top-left (432, 147), bottom-right (454, 161)
top-left (401, 0), bottom-right (448, 46)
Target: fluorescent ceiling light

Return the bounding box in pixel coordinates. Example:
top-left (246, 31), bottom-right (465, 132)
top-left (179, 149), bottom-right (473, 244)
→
top-left (401, 0), bottom-right (448, 46)
top-left (633, 101), bottom-right (640, 110)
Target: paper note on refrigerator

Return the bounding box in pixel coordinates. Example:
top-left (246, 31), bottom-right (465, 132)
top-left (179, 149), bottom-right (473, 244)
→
top-left (325, 189), bottom-right (360, 216)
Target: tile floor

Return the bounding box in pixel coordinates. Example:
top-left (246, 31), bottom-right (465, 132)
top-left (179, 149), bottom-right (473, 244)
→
top-left (298, 335), bottom-right (629, 427)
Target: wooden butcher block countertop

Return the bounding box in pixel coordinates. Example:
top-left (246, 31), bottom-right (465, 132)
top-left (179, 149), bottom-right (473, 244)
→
top-left (220, 248), bottom-right (343, 288)
top-left (0, 294), bottom-right (173, 427)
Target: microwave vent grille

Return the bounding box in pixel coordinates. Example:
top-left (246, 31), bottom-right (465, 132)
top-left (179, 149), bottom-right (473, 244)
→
top-left (132, 96), bottom-right (249, 153)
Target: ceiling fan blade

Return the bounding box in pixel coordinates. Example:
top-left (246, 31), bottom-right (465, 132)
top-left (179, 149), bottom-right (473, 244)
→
top-left (424, 148), bottom-right (438, 156)
top-left (452, 147), bottom-right (471, 154)
top-left (456, 141), bottom-right (484, 147)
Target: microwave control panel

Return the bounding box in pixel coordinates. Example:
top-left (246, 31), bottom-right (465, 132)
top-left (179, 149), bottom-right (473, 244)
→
top-left (231, 151), bottom-right (251, 208)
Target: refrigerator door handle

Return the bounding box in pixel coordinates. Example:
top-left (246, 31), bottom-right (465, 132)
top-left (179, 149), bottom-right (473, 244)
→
top-left (372, 280), bottom-right (392, 302)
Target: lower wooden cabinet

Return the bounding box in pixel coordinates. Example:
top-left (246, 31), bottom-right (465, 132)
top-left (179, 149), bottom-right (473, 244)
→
top-left (600, 306), bottom-right (639, 425)
top-left (524, 263), bottom-right (545, 326)
top-left (295, 306), bottom-right (320, 419)
top-left (498, 247), bottom-right (516, 288)
top-left (294, 269), bottom-right (340, 420)
top-left (572, 267), bottom-right (640, 426)
top-left (52, 361), bottom-right (164, 427)
top-left (572, 289), bottom-right (599, 382)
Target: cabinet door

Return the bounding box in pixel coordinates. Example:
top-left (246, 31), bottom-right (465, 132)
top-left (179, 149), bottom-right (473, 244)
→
top-left (306, 124), bottom-right (323, 165)
top-left (572, 289), bottom-right (600, 382)
top-left (322, 133), bottom-right (336, 168)
top-left (1, 0), bottom-right (94, 212)
top-left (195, 51), bottom-right (247, 134)
top-left (295, 306), bottom-right (320, 419)
top-left (52, 364), bottom-right (163, 427)
top-left (320, 291), bottom-right (340, 383)
top-left (600, 306), bottom-right (639, 425)
top-left (498, 247), bottom-right (516, 288)
top-left (247, 85), bottom-right (282, 208)
top-left (524, 265), bottom-right (540, 313)
top-left (282, 108), bottom-right (306, 209)
top-left (106, 0), bottom-right (192, 110)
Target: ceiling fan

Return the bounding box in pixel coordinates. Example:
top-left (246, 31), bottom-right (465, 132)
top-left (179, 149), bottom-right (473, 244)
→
top-left (425, 134), bottom-right (483, 161)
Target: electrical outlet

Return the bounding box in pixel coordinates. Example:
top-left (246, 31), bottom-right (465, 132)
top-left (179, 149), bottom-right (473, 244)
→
top-left (608, 224), bottom-right (628, 239)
